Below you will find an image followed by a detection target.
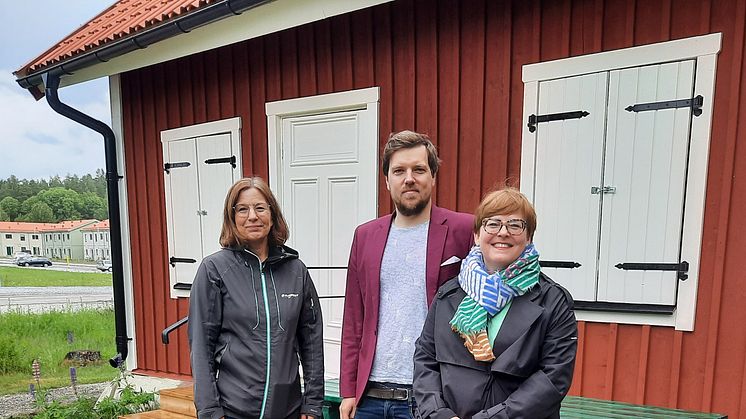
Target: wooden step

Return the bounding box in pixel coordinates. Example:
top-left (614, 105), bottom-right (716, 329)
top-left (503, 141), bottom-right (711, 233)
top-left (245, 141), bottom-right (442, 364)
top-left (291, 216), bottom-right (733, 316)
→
top-left (119, 410), bottom-right (194, 419)
top-left (158, 385), bottom-right (197, 417)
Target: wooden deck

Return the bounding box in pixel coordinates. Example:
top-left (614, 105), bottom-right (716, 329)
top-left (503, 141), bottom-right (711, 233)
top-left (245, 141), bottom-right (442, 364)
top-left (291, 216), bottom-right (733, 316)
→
top-left (123, 380), bottom-right (726, 418)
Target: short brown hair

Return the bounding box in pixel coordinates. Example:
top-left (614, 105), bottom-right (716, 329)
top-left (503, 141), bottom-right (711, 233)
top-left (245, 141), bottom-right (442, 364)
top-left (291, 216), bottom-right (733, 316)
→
top-left (381, 130), bottom-right (441, 177)
top-left (219, 177), bottom-right (290, 248)
top-left (473, 187), bottom-right (537, 240)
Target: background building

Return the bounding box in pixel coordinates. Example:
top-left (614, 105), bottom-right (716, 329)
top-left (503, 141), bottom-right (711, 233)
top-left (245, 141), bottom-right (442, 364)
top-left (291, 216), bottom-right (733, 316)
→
top-left (41, 220), bottom-right (98, 260)
top-left (82, 219), bottom-right (111, 261)
top-left (0, 222), bottom-right (51, 257)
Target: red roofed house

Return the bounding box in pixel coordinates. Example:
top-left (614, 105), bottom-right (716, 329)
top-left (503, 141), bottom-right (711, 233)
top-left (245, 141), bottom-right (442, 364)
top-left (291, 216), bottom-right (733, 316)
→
top-left (82, 219), bottom-right (112, 261)
top-left (0, 221), bottom-right (53, 257)
top-left (13, 0), bottom-right (746, 416)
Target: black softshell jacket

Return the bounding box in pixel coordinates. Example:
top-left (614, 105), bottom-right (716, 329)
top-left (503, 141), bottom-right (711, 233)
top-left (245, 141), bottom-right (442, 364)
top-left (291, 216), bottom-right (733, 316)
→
top-left (413, 274), bottom-right (577, 419)
top-left (188, 245), bottom-right (324, 419)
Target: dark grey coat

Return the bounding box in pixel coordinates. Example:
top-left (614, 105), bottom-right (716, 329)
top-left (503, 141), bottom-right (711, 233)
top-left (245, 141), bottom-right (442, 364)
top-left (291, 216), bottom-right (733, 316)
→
top-left (188, 245), bottom-right (324, 419)
top-left (413, 273), bottom-right (577, 419)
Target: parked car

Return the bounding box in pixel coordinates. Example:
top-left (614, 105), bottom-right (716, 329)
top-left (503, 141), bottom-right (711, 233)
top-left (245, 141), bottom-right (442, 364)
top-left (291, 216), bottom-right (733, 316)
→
top-left (96, 259), bottom-right (113, 272)
top-left (16, 256), bottom-right (52, 267)
top-left (12, 251), bottom-right (31, 263)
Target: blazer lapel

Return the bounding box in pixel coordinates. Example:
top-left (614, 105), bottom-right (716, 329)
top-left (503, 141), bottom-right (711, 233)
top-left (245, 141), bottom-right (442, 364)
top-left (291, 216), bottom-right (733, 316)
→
top-left (426, 207), bottom-right (448, 305)
top-left (368, 216), bottom-right (392, 314)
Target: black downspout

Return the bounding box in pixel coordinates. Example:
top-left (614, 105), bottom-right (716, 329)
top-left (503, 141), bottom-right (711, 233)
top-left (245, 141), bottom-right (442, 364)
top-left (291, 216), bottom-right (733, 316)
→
top-left (43, 73), bottom-right (129, 368)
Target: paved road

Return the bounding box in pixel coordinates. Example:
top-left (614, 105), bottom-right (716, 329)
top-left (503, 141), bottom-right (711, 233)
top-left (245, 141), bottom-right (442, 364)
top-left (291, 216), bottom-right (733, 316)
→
top-left (0, 258), bottom-right (105, 273)
top-left (0, 286), bottom-right (114, 313)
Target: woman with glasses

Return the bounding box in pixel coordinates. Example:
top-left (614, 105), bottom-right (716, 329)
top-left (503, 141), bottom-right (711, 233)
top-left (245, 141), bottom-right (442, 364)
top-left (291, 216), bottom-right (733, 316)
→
top-left (189, 176), bottom-right (324, 419)
top-left (413, 187), bottom-right (577, 419)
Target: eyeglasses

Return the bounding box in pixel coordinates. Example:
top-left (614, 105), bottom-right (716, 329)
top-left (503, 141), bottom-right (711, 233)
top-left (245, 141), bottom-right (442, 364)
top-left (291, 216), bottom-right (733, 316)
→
top-left (233, 203), bottom-right (270, 217)
top-left (481, 218), bottom-right (527, 236)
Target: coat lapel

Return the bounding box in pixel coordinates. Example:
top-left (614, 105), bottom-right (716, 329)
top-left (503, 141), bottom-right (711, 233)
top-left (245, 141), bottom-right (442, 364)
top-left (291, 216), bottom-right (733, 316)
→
top-left (490, 286), bottom-right (544, 363)
top-left (426, 207), bottom-right (448, 305)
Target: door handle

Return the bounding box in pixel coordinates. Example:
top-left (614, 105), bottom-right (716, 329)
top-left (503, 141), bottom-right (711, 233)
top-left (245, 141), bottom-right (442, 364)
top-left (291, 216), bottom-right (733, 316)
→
top-left (591, 186), bottom-right (617, 195)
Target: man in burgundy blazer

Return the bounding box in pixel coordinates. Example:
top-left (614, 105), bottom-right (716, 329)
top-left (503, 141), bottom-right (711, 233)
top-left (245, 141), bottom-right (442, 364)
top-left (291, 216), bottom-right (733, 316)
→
top-left (339, 130), bottom-right (474, 419)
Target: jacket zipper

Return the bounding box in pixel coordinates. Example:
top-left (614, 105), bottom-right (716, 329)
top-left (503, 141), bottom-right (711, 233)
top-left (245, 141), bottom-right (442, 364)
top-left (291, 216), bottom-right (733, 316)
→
top-left (259, 265), bottom-right (271, 419)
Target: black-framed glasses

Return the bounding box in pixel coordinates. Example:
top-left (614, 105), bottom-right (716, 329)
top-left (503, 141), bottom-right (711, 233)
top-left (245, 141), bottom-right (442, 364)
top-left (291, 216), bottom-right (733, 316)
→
top-left (481, 218), bottom-right (527, 236)
top-left (233, 203), bottom-right (270, 217)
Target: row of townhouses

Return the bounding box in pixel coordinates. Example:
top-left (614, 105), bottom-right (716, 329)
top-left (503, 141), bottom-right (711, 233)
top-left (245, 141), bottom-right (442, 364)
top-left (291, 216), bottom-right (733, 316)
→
top-left (0, 219), bottom-right (111, 261)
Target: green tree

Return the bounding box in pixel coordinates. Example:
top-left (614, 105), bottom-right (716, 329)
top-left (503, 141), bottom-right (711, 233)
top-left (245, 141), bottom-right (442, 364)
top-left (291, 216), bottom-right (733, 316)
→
top-left (0, 196), bottom-right (20, 221)
top-left (79, 192), bottom-right (108, 220)
top-left (0, 207), bottom-right (9, 221)
top-left (37, 187), bottom-right (82, 221)
top-left (18, 196), bottom-right (41, 221)
top-left (27, 202), bottom-right (55, 222)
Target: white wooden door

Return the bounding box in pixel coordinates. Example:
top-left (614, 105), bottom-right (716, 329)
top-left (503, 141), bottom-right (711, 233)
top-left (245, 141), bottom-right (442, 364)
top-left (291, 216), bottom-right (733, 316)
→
top-left (598, 61), bottom-right (695, 305)
top-left (530, 72), bottom-right (608, 302)
top-left (277, 108), bottom-right (378, 379)
top-left (162, 118), bottom-right (242, 298)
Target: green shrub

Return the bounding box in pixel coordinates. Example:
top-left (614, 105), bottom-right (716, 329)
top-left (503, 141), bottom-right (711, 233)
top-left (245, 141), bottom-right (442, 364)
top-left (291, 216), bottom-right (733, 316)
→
top-left (0, 335), bottom-right (28, 374)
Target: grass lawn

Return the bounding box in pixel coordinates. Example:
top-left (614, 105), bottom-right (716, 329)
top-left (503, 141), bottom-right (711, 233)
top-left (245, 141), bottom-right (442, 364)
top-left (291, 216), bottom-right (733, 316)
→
top-left (0, 308), bottom-right (119, 395)
top-left (0, 266), bottom-right (112, 287)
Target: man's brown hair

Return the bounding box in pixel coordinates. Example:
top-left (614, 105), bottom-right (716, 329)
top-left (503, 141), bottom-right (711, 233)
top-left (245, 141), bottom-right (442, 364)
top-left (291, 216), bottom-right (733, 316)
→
top-left (381, 130), bottom-right (441, 177)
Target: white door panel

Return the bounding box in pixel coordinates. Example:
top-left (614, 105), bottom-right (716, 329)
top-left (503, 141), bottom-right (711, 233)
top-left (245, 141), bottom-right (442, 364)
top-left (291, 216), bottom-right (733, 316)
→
top-left (165, 138), bottom-right (202, 289)
top-left (531, 72), bottom-right (608, 302)
top-left (196, 133), bottom-right (236, 257)
top-left (274, 103), bottom-right (377, 379)
top-left (598, 61), bottom-right (694, 305)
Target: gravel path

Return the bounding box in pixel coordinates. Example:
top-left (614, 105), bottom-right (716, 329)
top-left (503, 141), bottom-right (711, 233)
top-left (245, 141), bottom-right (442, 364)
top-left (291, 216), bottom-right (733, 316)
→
top-left (0, 382), bottom-right (109, 418)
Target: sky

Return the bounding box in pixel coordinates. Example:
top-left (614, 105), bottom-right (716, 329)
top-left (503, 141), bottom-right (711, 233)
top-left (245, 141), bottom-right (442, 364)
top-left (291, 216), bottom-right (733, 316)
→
top-left (0, 1), bottom-right (114, 181)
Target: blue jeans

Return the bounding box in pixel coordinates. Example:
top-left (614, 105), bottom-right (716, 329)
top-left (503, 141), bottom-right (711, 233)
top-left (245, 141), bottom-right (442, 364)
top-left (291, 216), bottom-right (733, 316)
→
top-left (355, 396), bottom-right (416, 419)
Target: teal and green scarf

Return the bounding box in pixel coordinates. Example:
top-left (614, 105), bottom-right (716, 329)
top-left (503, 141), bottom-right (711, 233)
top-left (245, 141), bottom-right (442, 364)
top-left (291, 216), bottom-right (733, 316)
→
top-left (450, 243), bottom-right (540, 361)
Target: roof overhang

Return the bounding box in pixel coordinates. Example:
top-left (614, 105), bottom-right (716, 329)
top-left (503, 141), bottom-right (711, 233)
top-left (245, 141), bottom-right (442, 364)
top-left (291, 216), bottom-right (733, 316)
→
top-left (15, 0), bottom-right (392, 99)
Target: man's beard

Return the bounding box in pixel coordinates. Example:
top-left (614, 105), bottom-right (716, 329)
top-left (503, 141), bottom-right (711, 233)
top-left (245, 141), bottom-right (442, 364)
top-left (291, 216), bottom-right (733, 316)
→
top-left (394, 195), bottom-right (430, 217)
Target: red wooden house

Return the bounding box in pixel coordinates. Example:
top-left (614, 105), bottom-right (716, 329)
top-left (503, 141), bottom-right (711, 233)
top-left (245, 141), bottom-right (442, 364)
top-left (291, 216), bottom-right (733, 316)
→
top-left (14, 0), bottom-right (746, 416)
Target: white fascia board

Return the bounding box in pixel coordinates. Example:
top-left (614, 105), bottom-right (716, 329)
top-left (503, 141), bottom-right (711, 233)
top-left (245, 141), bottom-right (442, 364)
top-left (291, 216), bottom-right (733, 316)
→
top-left (109, 74), bottom-right (139, 370)
top-left (60, 0), bottom-right (393, 88)
top-left (522, 33), bottom-right (722, 83)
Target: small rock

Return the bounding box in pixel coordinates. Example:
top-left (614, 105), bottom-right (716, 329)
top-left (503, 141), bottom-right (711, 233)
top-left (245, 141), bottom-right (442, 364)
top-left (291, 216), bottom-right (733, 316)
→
top-left (62, 350), bottom-right (101, 366)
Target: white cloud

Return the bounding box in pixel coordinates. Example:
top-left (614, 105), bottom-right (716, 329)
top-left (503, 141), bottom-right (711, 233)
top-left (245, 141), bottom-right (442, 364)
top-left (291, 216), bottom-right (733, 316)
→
top-left (0, 70), bottom-right (109, 180)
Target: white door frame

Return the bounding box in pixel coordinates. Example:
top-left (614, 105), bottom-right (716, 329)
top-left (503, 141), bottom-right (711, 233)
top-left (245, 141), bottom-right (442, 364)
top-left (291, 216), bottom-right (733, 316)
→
top-left (521, 33), bottom-right (721, 331)
top-left (265, 87), bottom-right (380, 198)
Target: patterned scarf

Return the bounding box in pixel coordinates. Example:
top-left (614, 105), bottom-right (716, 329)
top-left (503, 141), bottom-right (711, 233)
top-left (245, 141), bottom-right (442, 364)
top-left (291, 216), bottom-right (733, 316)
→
top-left (450, 243), bottom-right (540, 361)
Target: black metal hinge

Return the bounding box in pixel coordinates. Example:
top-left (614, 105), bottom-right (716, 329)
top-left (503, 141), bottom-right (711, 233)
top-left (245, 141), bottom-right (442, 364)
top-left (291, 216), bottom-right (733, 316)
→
top-left (615, 261), bottom-right (689, 281)
top-left (527, 111), bottom-right (590, 133)
top-left (539, 260), bottom-right (582, 269)
top-left (164, 161), bottom-right (191, 174)
top-left (205, 155), bottom-right (236, 168)
top-left (625, 95), bottom-right (704, 116)
top-left (169, 256), bottom-right (197, 267)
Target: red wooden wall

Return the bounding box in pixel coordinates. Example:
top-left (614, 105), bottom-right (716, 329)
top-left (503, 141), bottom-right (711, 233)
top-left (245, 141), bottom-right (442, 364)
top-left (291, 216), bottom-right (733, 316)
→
top-left (120, 0), bottom-right (746, 416)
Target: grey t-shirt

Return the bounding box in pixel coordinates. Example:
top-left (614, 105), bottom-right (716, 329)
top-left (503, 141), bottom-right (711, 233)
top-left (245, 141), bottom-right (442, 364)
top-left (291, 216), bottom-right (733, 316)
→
top-left (369, 221), bottom-right (429, 384)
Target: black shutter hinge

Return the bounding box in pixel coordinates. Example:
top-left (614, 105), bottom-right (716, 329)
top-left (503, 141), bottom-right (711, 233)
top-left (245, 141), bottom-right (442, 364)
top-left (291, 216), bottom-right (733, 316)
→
top-left (164, 161), bottom-right (191, 174)
top-left (615, 261), bottom-right (689, 281)
top-left (527, 111), bottom-right (590, 133)
top-left (625, 95), bottom-right (704, 116)
top-left (169, 256), bottom-right (197, 267)
top-left (204, 155), bottom-right (236, 168)
top-left (539, 260), bottom-right (582, 269)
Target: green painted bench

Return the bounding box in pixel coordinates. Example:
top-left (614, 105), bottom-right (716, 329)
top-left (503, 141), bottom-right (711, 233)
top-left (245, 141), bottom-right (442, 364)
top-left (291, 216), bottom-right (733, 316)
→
top-left (321, 379), bottom-right (726, 418)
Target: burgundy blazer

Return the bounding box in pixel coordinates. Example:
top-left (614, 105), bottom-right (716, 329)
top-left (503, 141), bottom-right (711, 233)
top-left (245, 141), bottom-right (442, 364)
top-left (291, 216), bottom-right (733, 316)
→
top-left (339, 205), bottom-right (474, 402)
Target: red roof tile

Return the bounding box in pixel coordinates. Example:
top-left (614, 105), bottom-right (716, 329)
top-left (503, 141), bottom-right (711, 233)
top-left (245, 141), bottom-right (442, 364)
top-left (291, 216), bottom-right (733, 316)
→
top-left (81, 219), bottom-right (110, 231)
top-left (16, 0), bottom-right (217, 76)
top-left (0, 222), bottom-right (58, 233)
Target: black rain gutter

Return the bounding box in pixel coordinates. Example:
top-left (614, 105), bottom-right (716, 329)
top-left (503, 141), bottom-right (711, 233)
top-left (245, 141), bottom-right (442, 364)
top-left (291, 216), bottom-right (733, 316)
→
top-left (23, 0), bottom-right (271, 369)
top-left (43, 72), bottom-right (129, 368)
top-left (17, 0), bottom-right (271, 99)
